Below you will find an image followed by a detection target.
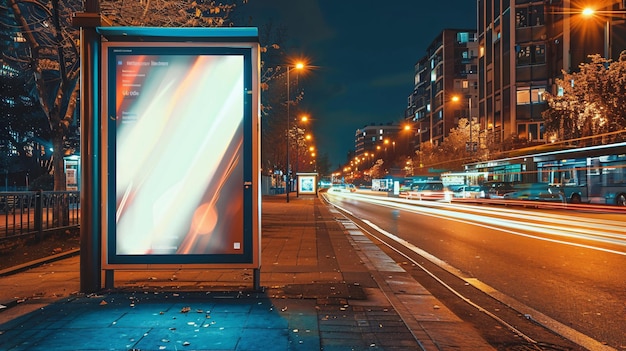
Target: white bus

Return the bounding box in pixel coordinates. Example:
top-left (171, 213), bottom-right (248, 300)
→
top-left (463, 142), bottom-right (626, 206)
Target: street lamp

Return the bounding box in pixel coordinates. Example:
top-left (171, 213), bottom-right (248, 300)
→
top-left (453, 95), bottom-right (476, 153)
top-left (294, 119), bottom-right (312, 198)
top-left (285, 62), bottom-right (304, 203)
top-left (581, 7), bottom-right (626, 60)
top-left (295, 115), bottom-right (310, 176)
top-left (582, 7), bottom-right (611, 59)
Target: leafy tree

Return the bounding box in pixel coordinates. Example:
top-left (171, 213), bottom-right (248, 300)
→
top-left (368, 159), bottom-right (386, 179)
top-left (412, 118), bottom-right (487, 173)
top-left (543, 53), bottom-right (626, 144)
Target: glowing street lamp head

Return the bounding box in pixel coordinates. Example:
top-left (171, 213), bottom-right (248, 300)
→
top-left (451, 95), bottom-right (460, 102)
top-left (582, 8), bottom-right (595, 16)
top-left (295, 62), bottom-right (305, 70)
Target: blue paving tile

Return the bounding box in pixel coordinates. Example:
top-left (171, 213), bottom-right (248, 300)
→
top-left (237, 328), bottom-right (289, 351)
top-left (60, 311), bottom-right (122, 329)
top-left (5, 327), bottom-right (141, 351)
top-left (0, 327), bottom-right (46, 351)
top-left (113, 310), bottom-right (207, 329)
top-left (205, 312), bottom-right (250, 328)
top-left (246, 311), bottom-right (289, 329)
top-left (286, 313), bottom-right (319, 332)
top-left (210, 303), bottom-right (254, 314)
top-left (134, 325), bottom-right (242, 350)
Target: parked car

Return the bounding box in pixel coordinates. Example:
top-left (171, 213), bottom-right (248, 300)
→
top-left (451, 185), bottom-right (482, 199)
top-left (406, 181), bottom-right (452, 201)
top-left (503, 183), bottom-right (565, 202)
top-left (479, 181), bottom-right (516, 199)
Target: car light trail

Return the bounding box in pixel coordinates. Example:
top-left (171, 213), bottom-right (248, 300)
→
top-left (323, 192), bottom-right (626, 255)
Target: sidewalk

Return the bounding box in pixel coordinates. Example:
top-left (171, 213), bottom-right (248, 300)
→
top-left (0, 194), bottom-right (494, 350)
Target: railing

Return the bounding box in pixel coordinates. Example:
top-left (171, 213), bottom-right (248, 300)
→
top-left (0, 191), bottom-right (80, 242)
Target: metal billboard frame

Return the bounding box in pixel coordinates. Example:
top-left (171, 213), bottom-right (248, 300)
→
top-left (98, 27), bottom-right (260, 273)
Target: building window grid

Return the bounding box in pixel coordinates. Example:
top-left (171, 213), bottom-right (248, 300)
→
top-left (515, 5), bottom-right (544, 28)
top-left (516, 44), bottom-right (546, 66)
top-left (516, 87), bottom-right (546, 105)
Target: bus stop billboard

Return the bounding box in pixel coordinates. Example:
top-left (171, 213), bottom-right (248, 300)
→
top-left (99, 27), bottom-right (260, 269)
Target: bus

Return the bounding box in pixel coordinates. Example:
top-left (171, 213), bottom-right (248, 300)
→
top-left (462, 142), bottom-right (626, 206)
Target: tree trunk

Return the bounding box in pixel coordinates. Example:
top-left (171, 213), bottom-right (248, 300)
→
top-left (52, 129), bottom-right (69, 227)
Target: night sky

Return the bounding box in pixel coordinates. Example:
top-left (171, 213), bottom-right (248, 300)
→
top-left (236, 1), bottom-right (477, 169)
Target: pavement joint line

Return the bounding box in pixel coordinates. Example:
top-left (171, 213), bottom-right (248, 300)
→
top-left (330, 202), bottom-right (497, 351)
top-left (330, 210), bottom-right (433, 350)
top-left (343, 226), bottom-right (431, 351)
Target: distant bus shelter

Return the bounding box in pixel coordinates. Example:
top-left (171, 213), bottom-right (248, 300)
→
top-left (296, 173), bottom-right (318, 195)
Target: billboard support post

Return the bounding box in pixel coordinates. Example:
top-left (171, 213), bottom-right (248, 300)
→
top-left (72, 7), bottom-right (104, 294)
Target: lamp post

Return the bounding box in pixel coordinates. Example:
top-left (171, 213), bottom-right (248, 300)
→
top-left (582, 7), bottom-right (610, 59)
top-left (294, 120), bottom-right (312, 198)
top-left (285, 63), bottom-right (304, 203)
top-left (469, 96), bottom-right (475, 152)
top-left (295, 115), bottom-right (310, 176)
top-left (581, 7), bottom-right (626, 60)
top-left (453, 95), bottom-right (475, 153)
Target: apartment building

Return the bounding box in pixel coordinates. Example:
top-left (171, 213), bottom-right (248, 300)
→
top-left (354, 123), bottom-right (403, 159)
top-left (405, 29), bottom-right (479, 151)
top-left (405, 1), bottom-right (625, 158)
top-left (477, 0), bottom-right (626, 148)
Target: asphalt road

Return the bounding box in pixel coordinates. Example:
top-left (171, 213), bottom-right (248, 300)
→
top-left (324, 191), bottom-right (626, 350)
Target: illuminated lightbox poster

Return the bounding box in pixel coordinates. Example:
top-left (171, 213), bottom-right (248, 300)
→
top-left (100, 28), bottom-right (260, 268)
top-left (297, 173), bottom-right (318, 195)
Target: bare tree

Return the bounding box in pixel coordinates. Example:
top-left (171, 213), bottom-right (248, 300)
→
top-left (5, 0), bottom-right (247, 194)
top-left (5, 0), bottom-right (310, 197)
top-left (7, 0), bottom-right (82, 191)
top-left (100, 0), bottom-right (242, 27)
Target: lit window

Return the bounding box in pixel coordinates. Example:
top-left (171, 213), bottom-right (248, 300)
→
top-left (516, 44), bottom-right (546, 66)
top-left (462, 80), bottom-right (469, 89)
top-left (517, 89), bottom-right (530, 104)
top-left (457, 32), bottom-right (469, 43)
top-left (516, 87), bottom-right (546, 105)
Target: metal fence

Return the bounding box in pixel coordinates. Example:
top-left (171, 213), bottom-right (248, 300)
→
top-left (0, 191), bottom-right (80, 241)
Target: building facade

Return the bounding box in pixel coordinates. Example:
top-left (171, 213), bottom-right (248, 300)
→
top-left (405, 28), bottom-right (479, 151)
top-left (477, 0), bottom-right (626, 149)
top-left (354, 123), bottom-right (403, 160)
